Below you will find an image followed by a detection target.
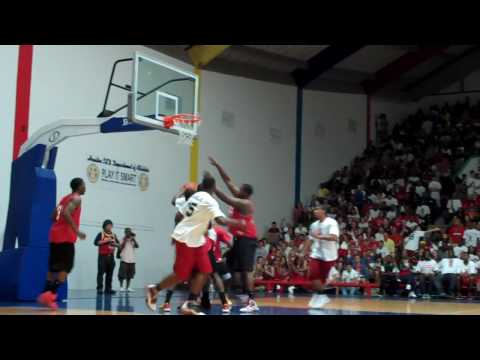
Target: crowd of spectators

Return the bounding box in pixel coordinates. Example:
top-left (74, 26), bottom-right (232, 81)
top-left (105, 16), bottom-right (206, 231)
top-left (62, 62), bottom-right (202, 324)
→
top-left (254, 97), bottom-right (480, 299)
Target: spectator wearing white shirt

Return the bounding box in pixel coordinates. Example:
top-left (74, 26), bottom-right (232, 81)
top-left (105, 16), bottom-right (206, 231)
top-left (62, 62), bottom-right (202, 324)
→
top-left (416, 203), bottom-right (431, 224)
top-left (294, 224), bottom-right (308, 237)
top-left (374, 228), bottom-right (386, 242)
top-left (358, 217), bottom-right (369, 230)
top-left (368, 205), bottom-right (380, 220)
top-left (383, 193), bottom-right (398, 207)
top-left (415, 181), bottom-right (427, 198)
top-left (415, 251), bottom-right (439, 299)
top-left (405, 218), bottom-right (419, 231)
top-left (376, 241), bottom-right (390, 259)
top-left (386, 207), bottom-right (397, 221)
top-left (437, 250), bottom-right (463, 298)
top-left (463, 222), bottom-right (480, 248)
top-left (453, 242), bottom-right (468, 258)
top-left (428, 178), bottom-right (442, 207)
top-left (341, 264), bottom-right (360, 296)
top-left (327, 263), bottom-right (343, 285)
top-left (255, 239), bottom-right (269, 260)
top-left (447, 196), bottom-right (463, 215)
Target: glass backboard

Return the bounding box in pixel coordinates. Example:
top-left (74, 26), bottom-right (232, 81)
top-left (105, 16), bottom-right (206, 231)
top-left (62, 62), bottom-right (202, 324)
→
top-left (129, 52), bottom-right (198, 135)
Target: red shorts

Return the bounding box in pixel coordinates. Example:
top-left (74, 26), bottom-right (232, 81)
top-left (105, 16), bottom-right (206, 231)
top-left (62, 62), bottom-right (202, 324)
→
top-left (173, 241), bottom-right (212, 281)
top-left (309, 258), bottom-right (336, 282)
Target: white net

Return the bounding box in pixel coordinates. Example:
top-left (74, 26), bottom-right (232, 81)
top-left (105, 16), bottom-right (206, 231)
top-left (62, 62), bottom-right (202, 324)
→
top-left (177, 128), bottom-right (195, 146)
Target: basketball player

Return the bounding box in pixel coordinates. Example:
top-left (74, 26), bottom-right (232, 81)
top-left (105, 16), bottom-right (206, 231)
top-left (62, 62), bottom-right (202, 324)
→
top-left (160, 183), bottom-right (198, 313)
top-left (146, 173), bottom-right (244, 315)
top-left (200, 222), bottom-right (234, 313)
top-left (208, 156), bottom-right (259, 313)
top-left (305, 205), bottom-right (340, 308)
top-left (37, 178), bottom-right (87, 310)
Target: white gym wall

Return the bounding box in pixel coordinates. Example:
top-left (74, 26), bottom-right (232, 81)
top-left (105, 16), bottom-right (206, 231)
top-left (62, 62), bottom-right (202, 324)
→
top-left (199, 71), bottom-right (297, 237)
top-left (301, 90), bottom-right (367, 203)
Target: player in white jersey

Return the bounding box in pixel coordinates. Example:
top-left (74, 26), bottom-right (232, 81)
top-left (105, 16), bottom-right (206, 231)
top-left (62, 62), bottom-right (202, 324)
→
top-left (305, 205), bottom-right (340, 309)
top-left (160, 183), bottom-right (198, 313)
top-left (146, 173), bottom-right (244, 315)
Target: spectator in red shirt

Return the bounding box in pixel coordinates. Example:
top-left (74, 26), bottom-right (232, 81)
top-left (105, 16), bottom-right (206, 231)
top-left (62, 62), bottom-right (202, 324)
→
top-left (448, 216), bottom-right (465, 245)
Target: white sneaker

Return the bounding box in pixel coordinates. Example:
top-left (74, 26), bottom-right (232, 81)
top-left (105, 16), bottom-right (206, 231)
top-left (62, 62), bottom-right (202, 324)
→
top-left (145, 285), bottom-right (158, 312)
top-left (127, 288), bottom-right (135, 293)
top-left (240, 299), bottom-right (260, 313)
top-left (288, 286), bottom-right (296, 295)
top-left (308, 294), bottom-right (330, 308)
top-left (180, 301), bottom-right (205, 315)
top-left (120, 287), bottom-right (126, 292)
top-left (408, 291), bottom-right (417, 299)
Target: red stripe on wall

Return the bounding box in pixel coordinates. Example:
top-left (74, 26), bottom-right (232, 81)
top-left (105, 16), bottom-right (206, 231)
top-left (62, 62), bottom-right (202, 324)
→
top-left (12, 45), bottom-right (34, 160)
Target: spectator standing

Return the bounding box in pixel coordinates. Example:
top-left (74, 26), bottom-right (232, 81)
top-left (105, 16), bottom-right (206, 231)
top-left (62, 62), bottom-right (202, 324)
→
top-left (428, 177), bottom-right (442, 207)
top-left (118, 228), bottom-right (139, 292)
top-left (95, 220), bottom-right (120, 295)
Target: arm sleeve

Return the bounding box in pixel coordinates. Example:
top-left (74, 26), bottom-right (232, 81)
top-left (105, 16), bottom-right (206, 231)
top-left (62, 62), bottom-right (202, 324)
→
top-left (94, 233), bottom-right (102, 246)
top-left (328, 221), bottom-right (340, 237)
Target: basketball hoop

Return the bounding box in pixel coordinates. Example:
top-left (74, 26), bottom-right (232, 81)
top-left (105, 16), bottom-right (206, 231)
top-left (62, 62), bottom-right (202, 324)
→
top-left (163, 113), bottom-right (201, 146)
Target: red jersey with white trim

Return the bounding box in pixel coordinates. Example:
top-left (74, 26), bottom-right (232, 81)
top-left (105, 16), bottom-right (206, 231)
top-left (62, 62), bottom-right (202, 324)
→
top-left (49, 193), bottom-right (82, 244)
top-left (206, 226), bottom-right (233, 261)
top-left (229, 206), bottom-right (257, 239)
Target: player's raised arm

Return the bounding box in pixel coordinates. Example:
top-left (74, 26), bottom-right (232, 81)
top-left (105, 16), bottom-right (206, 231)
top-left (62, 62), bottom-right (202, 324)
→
top-left (214, 216), bottom-right (246, 230)
top-left (63, 197), bottom-right (86, 240)
top-left (214, 186), bottom-right (252, 214)
top-left (209, 156), bottom-right (241, 197)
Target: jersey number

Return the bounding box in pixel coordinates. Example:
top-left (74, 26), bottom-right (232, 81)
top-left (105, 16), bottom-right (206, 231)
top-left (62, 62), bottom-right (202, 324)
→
top-left (185, 202), bottom-right (198, 217)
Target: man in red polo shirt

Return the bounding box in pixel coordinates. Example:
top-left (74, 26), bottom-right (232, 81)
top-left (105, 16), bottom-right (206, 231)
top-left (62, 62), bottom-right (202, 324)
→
top-left (95, 220), bottom-right (120, 295)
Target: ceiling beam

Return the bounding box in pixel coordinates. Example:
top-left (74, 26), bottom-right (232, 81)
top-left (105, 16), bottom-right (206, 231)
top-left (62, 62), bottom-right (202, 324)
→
top-left (187, 45), bottom-right (231, 67)
top-left (292, 45), bottom-right (365, 88)
top-left (362, 46), bottom-right (449, 95)
top-left (404, 45), bottom-right (480, 100)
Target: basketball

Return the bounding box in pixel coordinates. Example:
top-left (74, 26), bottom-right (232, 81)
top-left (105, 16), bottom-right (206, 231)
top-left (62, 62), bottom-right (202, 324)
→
top-left (182, 182), bottom-right (198, 192)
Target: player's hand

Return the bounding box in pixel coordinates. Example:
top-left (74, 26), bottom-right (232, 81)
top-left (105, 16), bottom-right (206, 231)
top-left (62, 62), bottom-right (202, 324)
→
top-left (208, 156), bottom-right (218, 167)
top-left (78, 231), bottom-right (86, 240)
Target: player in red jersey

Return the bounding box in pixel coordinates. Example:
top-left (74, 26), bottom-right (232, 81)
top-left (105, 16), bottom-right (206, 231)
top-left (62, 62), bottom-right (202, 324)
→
top-left (209, 156), bottom-right (259, 313)
top-left (37, 178), bottom-right (86, 310)
top-left (200, 223), bottom-right (234, 313)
